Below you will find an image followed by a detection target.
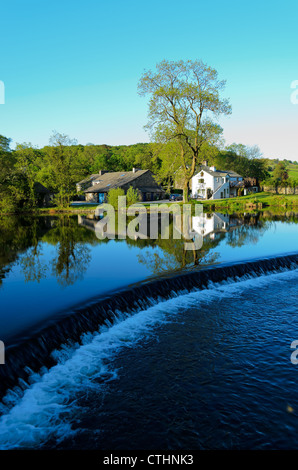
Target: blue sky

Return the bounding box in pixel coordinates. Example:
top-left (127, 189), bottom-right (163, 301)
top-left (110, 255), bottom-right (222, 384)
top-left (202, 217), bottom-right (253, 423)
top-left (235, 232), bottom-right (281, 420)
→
top-left (1, 0), bottom-right (298, 160)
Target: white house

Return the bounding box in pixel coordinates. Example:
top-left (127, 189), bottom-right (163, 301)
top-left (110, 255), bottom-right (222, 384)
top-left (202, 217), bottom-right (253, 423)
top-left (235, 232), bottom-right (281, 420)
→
top-left (192, 212), bottom-right (230, 239)
top-left (191, 161), bottom-right (244, 200)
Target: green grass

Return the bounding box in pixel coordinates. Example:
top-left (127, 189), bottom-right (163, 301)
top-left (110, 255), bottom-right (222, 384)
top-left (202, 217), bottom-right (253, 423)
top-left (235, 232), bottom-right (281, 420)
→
top-left (286, 163), bottom-right (298, 179)
top-left (195, 192), bottom-right (298, 209)
top-left (268, 161), bottom-right (298, 180)
top-left (3, 192), bottom-right (298, 216)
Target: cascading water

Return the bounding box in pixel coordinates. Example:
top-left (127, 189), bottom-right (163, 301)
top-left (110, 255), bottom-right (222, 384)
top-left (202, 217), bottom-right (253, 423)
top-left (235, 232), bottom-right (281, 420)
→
top-left (1, 253), bottom-right (298, 406)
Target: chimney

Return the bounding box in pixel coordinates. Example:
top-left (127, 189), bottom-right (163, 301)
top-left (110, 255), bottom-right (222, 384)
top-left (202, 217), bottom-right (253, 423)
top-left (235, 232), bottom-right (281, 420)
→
top-left (210, 165), bottom-right (216, 171)
top-left (98, 170), bottom-right (108, 176)
top-left (202, 160), bottom-right (208, 167)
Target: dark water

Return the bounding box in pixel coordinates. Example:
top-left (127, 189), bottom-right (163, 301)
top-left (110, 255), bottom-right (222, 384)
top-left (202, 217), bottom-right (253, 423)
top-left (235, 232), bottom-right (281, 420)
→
top-left (0, 211), bottom-right (298, 449)
top-left (52, 270), bottom-right (298, 451)
top-left (0, 268), bottom-right (298, 449)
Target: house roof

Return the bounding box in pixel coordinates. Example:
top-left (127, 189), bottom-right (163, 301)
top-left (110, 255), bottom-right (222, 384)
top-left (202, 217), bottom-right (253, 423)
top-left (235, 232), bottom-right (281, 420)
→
top-left (196, 165), bottom-right (228, 177)
top-left (196, 166), bottom-right (243, 179)
top-left (34, 182), bottom-right (50, 194)
top-left (225, 170), bottom-right (243, 178)
top-left (77, 174), bottom-right (99, 185)
top-left (83, 169), bottom-right (151, 193)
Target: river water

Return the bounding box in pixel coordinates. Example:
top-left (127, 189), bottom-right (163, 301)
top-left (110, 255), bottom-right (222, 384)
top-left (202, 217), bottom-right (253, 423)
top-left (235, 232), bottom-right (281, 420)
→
top-left (0, 211), bottom-right (298, 449)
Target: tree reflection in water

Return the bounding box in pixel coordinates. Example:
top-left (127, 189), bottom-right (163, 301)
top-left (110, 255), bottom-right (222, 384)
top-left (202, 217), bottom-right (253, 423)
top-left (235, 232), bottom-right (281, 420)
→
top-left (0, 210), bottom-right (297, 287)
top-left (45, 216), bottom-right (92, 286)
top-left (13, 216), bottom-right (93, 287)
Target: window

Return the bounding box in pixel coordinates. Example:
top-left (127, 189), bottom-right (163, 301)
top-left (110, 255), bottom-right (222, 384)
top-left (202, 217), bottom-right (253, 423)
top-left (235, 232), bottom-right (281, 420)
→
top-left (199, 178), bottom-right (204, 183)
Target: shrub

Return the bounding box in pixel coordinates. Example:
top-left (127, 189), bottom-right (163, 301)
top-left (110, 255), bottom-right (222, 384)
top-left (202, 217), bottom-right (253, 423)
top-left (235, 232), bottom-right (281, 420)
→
top-left (126, 186), bottom-right (139, 206)
top-left (107, 187), bottom-right (125, 210)
top-left (0, 194), bottom-right (18, 214)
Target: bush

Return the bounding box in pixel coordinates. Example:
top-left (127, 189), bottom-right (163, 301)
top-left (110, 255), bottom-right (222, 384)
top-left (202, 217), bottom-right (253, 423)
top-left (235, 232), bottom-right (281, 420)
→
top-left (107, 187), bottom-right (125, 209)
top-left (126, 186), bottom-right (139, 206)
top-left (0, 194), bottom-right (18, 214)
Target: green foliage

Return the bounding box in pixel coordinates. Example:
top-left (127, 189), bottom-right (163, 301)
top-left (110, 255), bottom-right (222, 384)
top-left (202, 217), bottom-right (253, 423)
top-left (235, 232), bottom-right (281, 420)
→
top-left (107, 187), bottom-right (125, 209)
top-left (210, 146), bottom-right (270, 181)
top-left (126, 186), bottom-right (139, 206)
top-left (138, 59), bottom-right (231, 202)
top-left (273, 161), bottom-right (289, 181)
top-left (0, 194), bottom-right (18, 214)
top-left (0, 135), bottom-right (12, 152)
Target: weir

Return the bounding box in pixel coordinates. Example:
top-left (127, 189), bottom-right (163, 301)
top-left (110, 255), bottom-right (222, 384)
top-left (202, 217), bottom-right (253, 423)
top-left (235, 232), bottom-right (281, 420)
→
top-left (0, 252), bottom-right (298, 402)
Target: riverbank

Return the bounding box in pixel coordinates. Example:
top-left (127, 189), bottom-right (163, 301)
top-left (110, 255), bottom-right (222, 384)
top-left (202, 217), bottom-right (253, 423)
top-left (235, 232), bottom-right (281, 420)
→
top-left (1, 192), bottom-right (298, 216)
top-left (196, 192), bottom-right (298, 210)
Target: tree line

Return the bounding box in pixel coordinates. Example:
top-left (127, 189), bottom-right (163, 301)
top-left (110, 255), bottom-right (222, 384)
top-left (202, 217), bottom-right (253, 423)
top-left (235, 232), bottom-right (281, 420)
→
top-left (0, 130), bottom-right (284, 213)
top-left (1, 58), bottom-right (295, 212)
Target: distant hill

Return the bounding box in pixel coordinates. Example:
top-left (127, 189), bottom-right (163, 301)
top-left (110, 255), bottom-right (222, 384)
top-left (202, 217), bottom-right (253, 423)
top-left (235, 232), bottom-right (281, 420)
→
top-left (266, 159), bottom-right (298, 179)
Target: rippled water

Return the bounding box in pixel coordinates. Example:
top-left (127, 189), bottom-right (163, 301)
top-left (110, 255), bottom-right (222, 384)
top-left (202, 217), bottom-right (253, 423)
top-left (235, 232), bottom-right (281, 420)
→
top-left (1, 268), bottom-right (298, 449)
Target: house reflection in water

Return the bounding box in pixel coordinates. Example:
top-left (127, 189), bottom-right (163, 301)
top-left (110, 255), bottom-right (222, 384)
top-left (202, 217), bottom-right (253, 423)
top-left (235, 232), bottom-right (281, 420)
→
top-left (78, 212), bottom-right (244, 245)
top-left (192, 212), bottom-right (243, 241)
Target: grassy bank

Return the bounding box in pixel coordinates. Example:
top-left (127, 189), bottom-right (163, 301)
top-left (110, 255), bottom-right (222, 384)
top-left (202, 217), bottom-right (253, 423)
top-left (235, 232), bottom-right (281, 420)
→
top-left (143, 192), bottom-right (298, 212)
top-left (196, 192), bottom-right (298, 210)
top-left (1, 192), bottom-right (298, 216)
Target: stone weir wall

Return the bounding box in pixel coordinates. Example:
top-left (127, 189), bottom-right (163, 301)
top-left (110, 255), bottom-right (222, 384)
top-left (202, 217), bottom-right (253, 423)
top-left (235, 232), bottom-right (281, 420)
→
top-left (1, 253), bottom-right (298, 402)
top-left (262, 185), bottom-right (298, 195)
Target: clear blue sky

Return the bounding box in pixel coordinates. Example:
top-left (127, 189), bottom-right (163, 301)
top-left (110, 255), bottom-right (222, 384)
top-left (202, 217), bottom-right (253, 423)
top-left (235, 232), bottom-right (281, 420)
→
top-left (1, 0), bottom-right (298, 160)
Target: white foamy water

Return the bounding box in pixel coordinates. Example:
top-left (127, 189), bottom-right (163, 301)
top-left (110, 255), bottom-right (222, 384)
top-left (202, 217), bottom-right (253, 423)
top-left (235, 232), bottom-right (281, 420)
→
top-left (0, 267), bottom-right (298, 449)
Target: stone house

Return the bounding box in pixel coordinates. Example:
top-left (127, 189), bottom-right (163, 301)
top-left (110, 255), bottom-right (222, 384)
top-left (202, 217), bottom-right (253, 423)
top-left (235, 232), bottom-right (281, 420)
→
top-left (77, 168), bottom-right (165, 203)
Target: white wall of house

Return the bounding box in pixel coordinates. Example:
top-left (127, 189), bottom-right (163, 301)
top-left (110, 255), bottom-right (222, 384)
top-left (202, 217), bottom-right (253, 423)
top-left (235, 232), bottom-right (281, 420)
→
top-left (192, 169), bottom-right (230, 199)
top-left (192, 213), bottom-right (229, 237)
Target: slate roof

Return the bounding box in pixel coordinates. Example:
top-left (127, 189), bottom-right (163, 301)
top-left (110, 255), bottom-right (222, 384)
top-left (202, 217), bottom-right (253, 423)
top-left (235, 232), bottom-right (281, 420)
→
top-left (197, 165), bottom-right (229, 177)
top-left (77, 174), bottom-right (99, 185)
top-left (34, 182), bottom-right (51, 194)
top-left (197, 166), bottom-right (243, 179)
top-left (225, 170), bottom-right (243, 178)
top-left (83, 170), bottom-right (153, 193)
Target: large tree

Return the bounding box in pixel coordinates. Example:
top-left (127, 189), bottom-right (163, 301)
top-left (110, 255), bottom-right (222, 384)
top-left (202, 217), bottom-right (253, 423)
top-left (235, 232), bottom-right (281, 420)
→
top-left (45, 131), bottom-right (83, 207)
top-left (273, 161), bottom-right (289, 182)
top-left (138, 59), bottom-right (231, 201)
top-left (0, 135), bottom-right (12, 152)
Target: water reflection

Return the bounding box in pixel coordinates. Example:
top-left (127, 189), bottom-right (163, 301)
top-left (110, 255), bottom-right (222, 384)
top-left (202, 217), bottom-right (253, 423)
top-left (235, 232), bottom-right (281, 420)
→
top-left (0, 211), bottom-right (297, 288)
top-left (193, 212), bottom-right (269, 247)
top-left (0, 216), bottom-right (95, 288)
